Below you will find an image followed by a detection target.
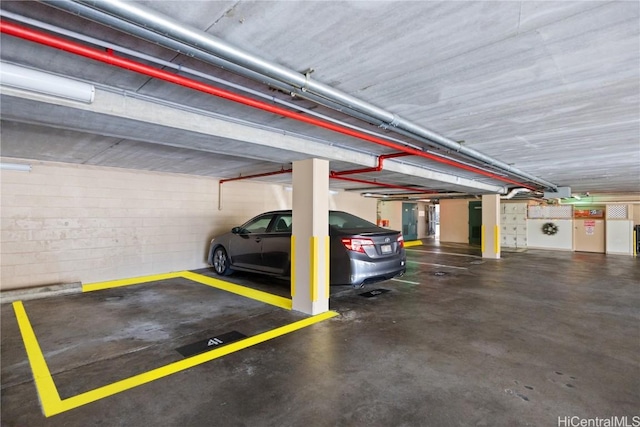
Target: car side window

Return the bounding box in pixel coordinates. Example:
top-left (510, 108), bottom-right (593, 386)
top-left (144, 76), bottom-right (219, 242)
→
top-left (242, 215), bottom-right (274, 234)
top-left (272, 214), bottom-right (292, 233)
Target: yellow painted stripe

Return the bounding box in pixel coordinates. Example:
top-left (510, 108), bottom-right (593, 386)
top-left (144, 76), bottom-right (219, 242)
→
top-left (481, 225), bottom-right (485, 253)
top-left (325, 236), bottom-right (330, 299)
top-left (494, 225), bottom-right (500, 254)
top-left (310, 236), bottom-right (318, 302)
top-left (290, 235), bottom-right (296, 297)
top-left (38, 310), bottom-right (337, 416)
top-left (83, 272), bottom-right (185, 292)
top-left (181, 272), bottom-right (292, 310)
top-left (404, 240), bottom-right (422, 248)
top-left (13, 301), bottom-right (62, 417)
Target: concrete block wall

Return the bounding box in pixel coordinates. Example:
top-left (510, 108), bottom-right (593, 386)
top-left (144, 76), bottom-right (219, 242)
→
top-left (1, 160), bottom-right (375, 291)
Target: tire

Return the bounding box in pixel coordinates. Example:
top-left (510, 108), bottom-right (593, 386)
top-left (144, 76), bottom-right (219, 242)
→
top-left (212, 246), bottom-right (233, 276)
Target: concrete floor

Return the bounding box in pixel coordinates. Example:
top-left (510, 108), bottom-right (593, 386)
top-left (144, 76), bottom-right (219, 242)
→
top-left (1, 242), bottom-right (639, 426)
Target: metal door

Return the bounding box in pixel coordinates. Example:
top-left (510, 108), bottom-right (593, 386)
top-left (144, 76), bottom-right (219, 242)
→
top-left (468, 201), bottom-right (482, 245)
top-left (574, 219), bottom-right (605, 253)
top-left (402, 203), bottom-right (418, 240)
top-left (427, 205), bottom-right (437, 236)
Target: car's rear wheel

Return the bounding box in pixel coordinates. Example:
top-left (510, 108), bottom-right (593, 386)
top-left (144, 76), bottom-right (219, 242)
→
top-left (213, 246), bottom-right (233, 276)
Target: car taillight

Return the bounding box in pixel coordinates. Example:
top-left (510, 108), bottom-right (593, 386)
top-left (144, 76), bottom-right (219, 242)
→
top-left (397, 235), bottom-right (404, 248)
top-left (341, 237), bottom-right (374, 253)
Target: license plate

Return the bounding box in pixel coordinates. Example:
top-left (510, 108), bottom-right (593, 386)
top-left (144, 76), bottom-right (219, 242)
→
top-left (381, 244), bottom-right (392, 254)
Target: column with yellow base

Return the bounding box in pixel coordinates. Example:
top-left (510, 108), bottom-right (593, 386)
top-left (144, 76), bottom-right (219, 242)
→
top-left (291, 159), bottom-right (330, 314)
top-left (482, 194), bottom-right (501, 259)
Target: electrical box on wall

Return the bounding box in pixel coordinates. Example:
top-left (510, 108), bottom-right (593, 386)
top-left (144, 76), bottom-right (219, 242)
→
top-left (543, 186), bottom-right (571, 199)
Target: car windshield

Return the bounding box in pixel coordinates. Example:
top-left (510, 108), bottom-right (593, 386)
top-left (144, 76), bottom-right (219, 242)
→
top-left (329, 211), bottom-right (377, 229)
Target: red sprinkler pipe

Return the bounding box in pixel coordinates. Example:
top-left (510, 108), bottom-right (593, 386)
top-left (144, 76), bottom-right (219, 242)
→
top-left (219, 168), bottom-right (292, 184)
top-left (331, 152), bottom-right (411, 176)
top-left (0, 21), bottom-right (535, 190)
top-left (330, 175), bottom-right (437, 194)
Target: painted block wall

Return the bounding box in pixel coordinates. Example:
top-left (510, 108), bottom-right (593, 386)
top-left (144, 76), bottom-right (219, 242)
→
top-left (439, 199), bottom-right (471, 243)
top-left (526, 219), bottom-right (573, 250)
top-left (377, 200), bottom-right (402, 232)
top-left (0, 160), bottom-right (375, 290)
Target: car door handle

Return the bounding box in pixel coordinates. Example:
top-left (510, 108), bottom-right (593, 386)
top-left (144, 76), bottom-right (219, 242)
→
top-left (255, 237), bottom-right (262, 243)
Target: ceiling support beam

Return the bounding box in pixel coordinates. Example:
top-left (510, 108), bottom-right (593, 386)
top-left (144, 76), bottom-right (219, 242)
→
top-left (44, 0), bottom-right (558, 191)
top-left (0, 20), bottom-right (526, 189)
top-left (1, 84), bottom-right (506, 195)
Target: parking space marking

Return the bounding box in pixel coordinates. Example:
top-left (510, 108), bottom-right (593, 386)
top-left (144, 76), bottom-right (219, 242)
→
top-left (15, 271), bottom-right (338, 416)
top-left (406, 260), bottom-right (468, 270)
top-left (182, 271), bottom-right (292, 310)
top-left (12, 301), bottom-right (61, 417)
top-left (82, 272), bottom-right (184, 292)
top-left (406, 249), bottom-right (482, 259)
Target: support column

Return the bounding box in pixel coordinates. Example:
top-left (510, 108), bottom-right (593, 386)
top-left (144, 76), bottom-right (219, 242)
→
top-left (482, 194), bottom-right (501, 259)
top-left (291, 159), bottom-right (330, 314)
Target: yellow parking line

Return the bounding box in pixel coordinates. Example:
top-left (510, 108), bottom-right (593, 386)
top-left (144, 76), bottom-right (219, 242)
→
top-left (12, 301), bottom-right (62, 417)
top-left (181, 271), bottom-right (292, 310)
top-left (83, 272), bottom-right (185, 292)
top-left (14, 298), bottom-right (337, 417)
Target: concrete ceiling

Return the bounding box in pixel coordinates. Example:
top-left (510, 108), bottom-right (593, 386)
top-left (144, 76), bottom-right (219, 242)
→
top-left (1, 1), bottom-right (638, 197)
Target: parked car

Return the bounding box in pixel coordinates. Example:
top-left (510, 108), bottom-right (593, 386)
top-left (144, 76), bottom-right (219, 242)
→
top-left (208, 210), bottom-right (406, 287)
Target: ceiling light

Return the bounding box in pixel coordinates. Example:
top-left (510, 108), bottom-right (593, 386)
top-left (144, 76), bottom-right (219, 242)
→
top-left (0, 162), bottom-right (31, 172)
top-left (0, 62), bottom-right (95, 103)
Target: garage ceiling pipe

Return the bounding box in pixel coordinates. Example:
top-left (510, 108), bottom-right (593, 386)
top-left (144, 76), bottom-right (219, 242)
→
top-left (330, 175), bottom-right (436, 194)
top-left (1, 9), bottom-right (510, 183)
top-left (43, 0), bottom-right (558, 191)
top-left (330, 152), bottom-right (411, 177)
top-left (0, 20), bottom-right (533, 191)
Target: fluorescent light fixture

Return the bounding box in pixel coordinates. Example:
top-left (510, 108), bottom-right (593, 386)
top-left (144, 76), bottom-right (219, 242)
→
top-left (572, 194), bottom-right (581, 200)
top-left (0, 62), bottom-right (95, 103)
top-left (0, 162), bottom-right (31, 172)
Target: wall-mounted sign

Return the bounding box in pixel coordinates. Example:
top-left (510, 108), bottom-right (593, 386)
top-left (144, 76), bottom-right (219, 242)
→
top-left (575, 209), bottom-right (604, 219)
top-left (584, 220), bottom-right (596, 235)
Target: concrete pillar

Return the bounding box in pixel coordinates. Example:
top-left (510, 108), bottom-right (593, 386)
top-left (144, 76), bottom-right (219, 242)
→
top-left (291, 159), bottom-right (330, 314)
top-left (482, 194), bottom-right (501, 259)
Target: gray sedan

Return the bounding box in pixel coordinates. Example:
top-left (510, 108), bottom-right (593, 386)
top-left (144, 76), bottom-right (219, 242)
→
top-left (208, 210), bottom-right (406, 287)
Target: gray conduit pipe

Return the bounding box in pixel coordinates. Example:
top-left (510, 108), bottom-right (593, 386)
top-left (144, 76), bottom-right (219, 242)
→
top-left (2, 10), bottom-right (508, 179)
top-left (42, 0), bottom-right (557, 190)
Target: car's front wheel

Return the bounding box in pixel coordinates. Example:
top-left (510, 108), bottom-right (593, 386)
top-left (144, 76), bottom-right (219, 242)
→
top-left (212, 246), bottom-right (233, 276)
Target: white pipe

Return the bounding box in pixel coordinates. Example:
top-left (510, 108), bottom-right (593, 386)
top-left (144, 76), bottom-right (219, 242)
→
top-left (501, 188), bottom-right (532, 199)
top-left (0, 62), bottom-right (94, 103)
top-left (0, 162), bottom-right (32, 172)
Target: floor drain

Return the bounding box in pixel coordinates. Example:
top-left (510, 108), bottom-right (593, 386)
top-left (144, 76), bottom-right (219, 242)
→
top-left (434, 271), bottom-right (447, 276)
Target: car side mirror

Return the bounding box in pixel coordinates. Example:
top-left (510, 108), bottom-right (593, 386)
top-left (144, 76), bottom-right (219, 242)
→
top-left (231, 226), bottom-right (242, 234)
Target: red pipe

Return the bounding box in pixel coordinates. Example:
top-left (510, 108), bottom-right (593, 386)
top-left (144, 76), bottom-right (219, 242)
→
top-left (330, 175), bottom-right (437, 194)
top-left (219, 168), bottom-right (292, 184)
top-left (0, 21), bottom-right (535, 190)
top-left (331, 152), bottom-right (411, 176)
